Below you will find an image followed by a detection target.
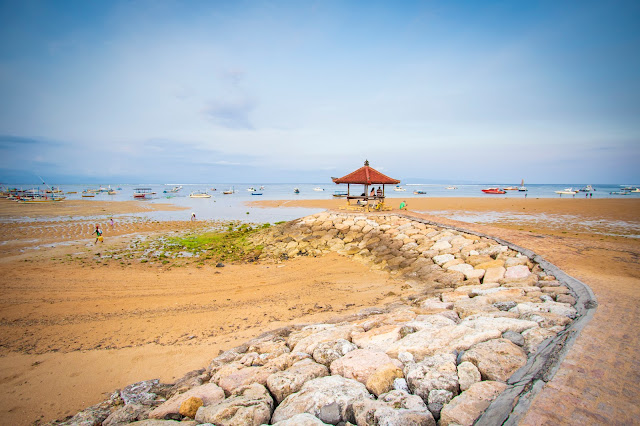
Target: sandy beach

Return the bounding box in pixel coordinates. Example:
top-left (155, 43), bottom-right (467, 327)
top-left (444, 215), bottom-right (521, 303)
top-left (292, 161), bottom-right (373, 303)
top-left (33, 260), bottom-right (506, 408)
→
top-left (0, 197), bottom-right (638, 424)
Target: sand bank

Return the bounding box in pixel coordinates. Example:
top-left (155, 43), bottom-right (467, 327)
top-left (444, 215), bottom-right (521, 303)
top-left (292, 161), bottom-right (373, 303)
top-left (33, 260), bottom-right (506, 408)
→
top-left (0, 199), bottom-right (187, 220)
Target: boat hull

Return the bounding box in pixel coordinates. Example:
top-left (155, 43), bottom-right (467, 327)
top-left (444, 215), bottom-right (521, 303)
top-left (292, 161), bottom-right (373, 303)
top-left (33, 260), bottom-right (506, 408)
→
top-left (482, 189), bottom-right (506, 194)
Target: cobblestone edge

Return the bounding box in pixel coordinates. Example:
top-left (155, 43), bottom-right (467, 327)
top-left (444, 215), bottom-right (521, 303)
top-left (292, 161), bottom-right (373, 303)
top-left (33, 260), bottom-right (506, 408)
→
top-left (396, 213), bottom-right (599, 425)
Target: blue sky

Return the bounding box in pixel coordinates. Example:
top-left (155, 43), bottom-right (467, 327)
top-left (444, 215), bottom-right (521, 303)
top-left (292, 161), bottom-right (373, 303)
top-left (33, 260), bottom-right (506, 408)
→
top-left (0, 0), bottom-right (638, 184)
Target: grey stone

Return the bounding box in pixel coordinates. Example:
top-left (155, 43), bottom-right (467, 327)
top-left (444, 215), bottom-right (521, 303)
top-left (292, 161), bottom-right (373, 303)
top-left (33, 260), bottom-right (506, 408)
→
top-left (267, 359), bottom-right (329, 403)
top-left (103, 403), bottom-right (150, 426)
top-left (271, 375), bottom-right (372, 424)
top-left (404, 353), bottom-right (459, 403)
top-left (194, 383), bottom-right (273, 426)
top-left (502, 331), bottom-right (525, 346)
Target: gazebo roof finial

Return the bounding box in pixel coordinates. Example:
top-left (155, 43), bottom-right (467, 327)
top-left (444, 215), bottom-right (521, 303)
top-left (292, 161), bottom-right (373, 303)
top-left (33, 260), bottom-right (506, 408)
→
top-left (364, 159), bottom-right (369, 166)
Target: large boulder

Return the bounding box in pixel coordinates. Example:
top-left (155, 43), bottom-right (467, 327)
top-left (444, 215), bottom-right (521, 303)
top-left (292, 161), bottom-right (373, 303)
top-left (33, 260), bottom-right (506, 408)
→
top-left (439, 381), bottom-right (507, 426)
top-left (504, 265), bottom-right (531, 280)
top-left (456, 361), bottom-right (481, 391)
top-left (352, 390), bottom-right (434, 426)
top-left (267, 359), bottom-right (329, 403)
top-left (351, 325), bottom-right (402, 351)
top-left (330, 349), bottom-right (399, 385)
top-left (374, 406), bottom-right (436, 425)
top-left (461, 338), bottom-right (527, 382)
top-left (459, 316), bottom-right (539, 334)
top-left (148, 383), bottom-right (225, 419)
top-left (271, 413), bottom-right (331, 425)
top-left (404, 353), bottom-right (459, 403)
top-left (386, 325), bottom-right (501, 361)
top-left (271, 375), bottom-right (372, 424)
top-left (217, 365), bottom-right (279, 395)
top-left (365, 363), bottom-right (404, 396)
top-left (312, 339), bottom-right (358, 367)
top-left (103, 403), bottom-right (150, 425)
top-left (290, 325), bottom-right (355, 354)
top-left (194, 383), bottom-right (273, 426)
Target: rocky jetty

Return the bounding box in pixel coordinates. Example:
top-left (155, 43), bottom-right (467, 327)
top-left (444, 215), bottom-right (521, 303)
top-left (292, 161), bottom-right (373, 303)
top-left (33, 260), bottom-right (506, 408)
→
top-left (51, 212), bottom-right (584, 426)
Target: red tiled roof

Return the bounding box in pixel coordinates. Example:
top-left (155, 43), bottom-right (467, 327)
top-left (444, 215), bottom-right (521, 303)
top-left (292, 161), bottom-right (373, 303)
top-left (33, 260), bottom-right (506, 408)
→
top-left (332, 160), bottom-right (400, 185)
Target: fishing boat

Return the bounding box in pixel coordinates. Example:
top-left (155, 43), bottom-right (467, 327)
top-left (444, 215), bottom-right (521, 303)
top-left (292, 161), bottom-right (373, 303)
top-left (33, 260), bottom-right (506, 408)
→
top-left (579, 185), bottom-right (594, 192)
top-left (251, 191), bottom-right (263, 195)
top-left (413, 190), bottom-right (427, 195)
top-left (333, 190), bottom-right (348, 197)
top-left (81, 193), bottom-right (95, 198)
top-left (189, 191), bottom-right (211, 198)
top-left (19, 195), bottom-right (65, 203)
top-left (482, 188), bottom-right (506, 194)
top-left (610, 191), bottom-right (630, 195)
top-left (247, 187), bottom-right (256, 192)
top-left (555, 188), bottom-right (579, 195)
top-left (66, 191), bottom-right (77, 194)
top-left (133, 188), bottom-right (153, 199)
top-left (313, 187), bottom-right (324, 191)
top-left (503, 186), bottom-right (519, 191)
top-left (445, 186), bottom-right (457, 190)
top-left (294, 188), bottom-right (300, 194)
top-left (107, 189), bottom-right (117, 195)
top-left (223, 187), bottom-right (234, 194)
top-left (518, 179), bottom-right (527, 192)
top-left (163, 185), bottom-right (182, 193)
top-left (393, 185), bottom-right (406, 192)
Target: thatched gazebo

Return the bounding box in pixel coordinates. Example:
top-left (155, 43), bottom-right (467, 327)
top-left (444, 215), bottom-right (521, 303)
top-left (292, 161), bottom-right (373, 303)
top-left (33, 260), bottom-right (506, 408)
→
top-left (332, 160), bottom-right (400, 210)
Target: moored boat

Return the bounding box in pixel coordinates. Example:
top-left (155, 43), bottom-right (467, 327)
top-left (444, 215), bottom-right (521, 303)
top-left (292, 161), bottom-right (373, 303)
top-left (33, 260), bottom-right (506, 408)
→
top-left (445, 186), bottom-right (457, 190)
top-left (294, 188), bottom-right (300, 194)
top-left (133, 188), bottom-right (153, 199)
top-left (189, 191), bottom-right (211, 198)
top-left (163, 185), bottom-right (182, 193)
top-left (518, 179), bottom-right (527, 191)
top-left (555, 188), bottom-right (579, 195)
top-left (413, 190), bottom-right (426, 195)
top-left (482, 188), bottom-right (506, 194)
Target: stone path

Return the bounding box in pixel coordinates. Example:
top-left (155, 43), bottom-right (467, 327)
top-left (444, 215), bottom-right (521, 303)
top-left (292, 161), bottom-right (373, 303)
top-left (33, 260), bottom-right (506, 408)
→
top-left (409, 212), bottom-right (640, 425)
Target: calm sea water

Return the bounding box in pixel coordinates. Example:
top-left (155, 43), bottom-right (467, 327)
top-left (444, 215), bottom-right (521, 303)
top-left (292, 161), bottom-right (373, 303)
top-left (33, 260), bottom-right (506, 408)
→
top-left (3, 182), bottom-right (639, 223)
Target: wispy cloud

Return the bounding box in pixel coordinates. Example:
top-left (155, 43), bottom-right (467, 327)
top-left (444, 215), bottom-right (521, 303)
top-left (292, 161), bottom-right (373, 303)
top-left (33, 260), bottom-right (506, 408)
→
top-left (203, 97), bottom-right (256, 130)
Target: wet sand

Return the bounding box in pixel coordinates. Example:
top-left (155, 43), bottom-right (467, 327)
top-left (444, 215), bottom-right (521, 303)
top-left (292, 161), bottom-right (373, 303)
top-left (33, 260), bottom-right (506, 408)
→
top-left (0, 197), bottom-right (638, 424)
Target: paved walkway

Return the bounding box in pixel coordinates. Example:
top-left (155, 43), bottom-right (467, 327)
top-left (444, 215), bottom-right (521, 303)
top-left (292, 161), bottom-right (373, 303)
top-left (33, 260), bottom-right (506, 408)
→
top-left (412, 213), bottom-right (640, 425)
top-left (519, 259), bottom-right (640, 425)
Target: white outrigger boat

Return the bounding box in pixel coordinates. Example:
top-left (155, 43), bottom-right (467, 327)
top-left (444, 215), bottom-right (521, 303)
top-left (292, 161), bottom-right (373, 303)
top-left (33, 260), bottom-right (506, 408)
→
top-left (189, 191), bottom-right (211, 198)
top-left (555, 188), bottom-right (579, 195)
top-left (164, 185), bottom-right (182, 193)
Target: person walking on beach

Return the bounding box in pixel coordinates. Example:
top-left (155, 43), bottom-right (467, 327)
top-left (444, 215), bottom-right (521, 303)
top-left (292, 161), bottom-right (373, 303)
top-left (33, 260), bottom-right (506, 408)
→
top-left (399, 200), bottom-right (407, 210)
top-left (110, 217), bottom-right (114, 228)
top-left (93, 225), bottom-right (103, 244)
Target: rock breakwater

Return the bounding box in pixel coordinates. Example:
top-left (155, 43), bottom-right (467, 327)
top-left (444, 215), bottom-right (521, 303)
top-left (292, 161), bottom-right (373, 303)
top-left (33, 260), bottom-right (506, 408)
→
top-left (51, 212), bottom-right (593, 426)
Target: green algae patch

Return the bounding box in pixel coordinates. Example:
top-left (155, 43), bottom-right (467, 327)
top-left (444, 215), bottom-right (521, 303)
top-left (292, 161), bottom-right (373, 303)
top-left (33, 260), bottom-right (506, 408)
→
top-left (165, 223), bottom-right (269, 262)
top-left (75, 221), bottom-right (274, 268)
